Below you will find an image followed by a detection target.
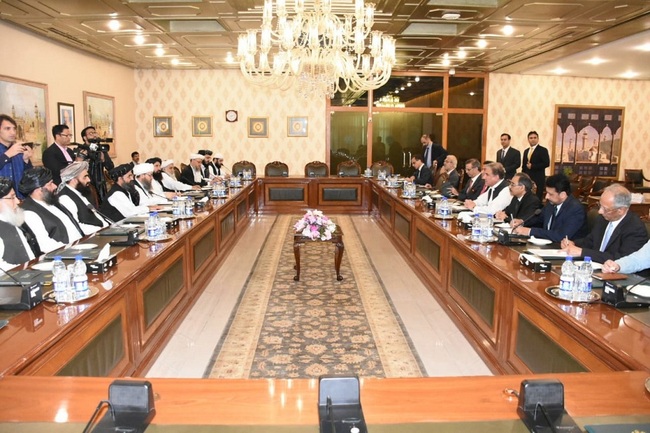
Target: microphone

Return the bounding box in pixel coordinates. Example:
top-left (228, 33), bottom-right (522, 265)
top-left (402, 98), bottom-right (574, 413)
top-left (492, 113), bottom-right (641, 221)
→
top-left (87, 203), bottom-right (114, 225)
top-left (0, 266), bottom-right (28, 286)
top-left (511, 208), bottom-right (542, 231)
top-left (0, 267), bottom-right (44, 310)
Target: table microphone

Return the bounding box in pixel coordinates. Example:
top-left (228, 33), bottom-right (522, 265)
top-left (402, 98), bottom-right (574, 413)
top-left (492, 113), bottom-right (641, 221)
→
top-left (0, 267), bottom-right (43, 310)
top-left (86, 203), bottom-right (114, 225)
top-left (511, 208), bottom-right (542, 231)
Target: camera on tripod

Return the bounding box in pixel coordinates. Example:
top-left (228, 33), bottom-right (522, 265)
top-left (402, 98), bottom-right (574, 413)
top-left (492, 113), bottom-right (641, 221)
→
top-left (88, 137), bottom-right (112, 153)
top-left (75, 138), bottom-right (112, 160)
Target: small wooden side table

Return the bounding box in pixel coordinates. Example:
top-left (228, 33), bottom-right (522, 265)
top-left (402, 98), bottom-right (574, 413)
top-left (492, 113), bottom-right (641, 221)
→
top-left (293, 229), bottom-right (344, 281)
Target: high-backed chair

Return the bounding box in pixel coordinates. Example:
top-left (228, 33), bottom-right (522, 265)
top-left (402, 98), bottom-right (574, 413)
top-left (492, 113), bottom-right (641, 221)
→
top-left (232, 160), bottom-right (256, 177)
top-left (590, 177), bottom-right (613, 196)
top-left (370, 160), bottom-right (393, 177)
top-left (180, 162), bottom-right (188, 173)
top-left (576, 175), bottom-right (596, 201)
top-left (265, 161), bottom-right (289, 177)
top-left (172, 166), bottom-right (182, 180)
top-left (624, 169), bottom-right (650, 193)
top-left (304, 161), bottom-right (328, 177)
top-left (336, 160), bottom-right (361, 176)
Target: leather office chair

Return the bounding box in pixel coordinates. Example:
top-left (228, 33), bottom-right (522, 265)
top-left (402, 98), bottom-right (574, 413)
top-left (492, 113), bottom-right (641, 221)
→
top-left (586, 203), bottom-right (601, 234)
top-left (456, 168), bottom-right (465, 191)
top-left (370, 160), bottom-right (393, 176)
top-left (172, 166), bottom-right (182, 180)
top-left (232, 160), bottom-right (256, 177)
top-left (336, 160), bottom-right (361, 176)
top-left (624, 169), bottom-right (650, 193)
top-left (180, 162), bottom-right (188, 173)
top-left (590, 177), bottom-right (612, 196)
top-left (265, 161), bottom-right (289, 177)
top-left (576, 175), bottom-right (596, 201)
top-left (304, 161), bottom-right (328, 177)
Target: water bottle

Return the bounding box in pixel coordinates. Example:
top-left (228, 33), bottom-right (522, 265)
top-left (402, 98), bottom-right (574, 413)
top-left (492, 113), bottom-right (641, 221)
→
top-left (72, 255), bottom-right (89, 300)
top-left (146, 211), bottom-right (159, 239)
top-left (156, 214), bottom-right (166, 238)
top-left (52, 256), bottom-right (70, 303)
top-left (185, 197), bottom-right (194, 216)
top-left (559, 256), bottom-right (575, 301)
top-left (485, 213), bottom-right (494, 238)
top-left (574, 256), bottom-right (593, 302)
top-left (471, 213), bottom-right (481, 240)
top-left (439, 197), bottom-right (450, 218)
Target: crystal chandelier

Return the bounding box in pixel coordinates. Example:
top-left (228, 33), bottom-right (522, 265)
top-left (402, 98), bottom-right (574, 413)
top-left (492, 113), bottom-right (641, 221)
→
top-left (237, 0), bottom-right (396, 98)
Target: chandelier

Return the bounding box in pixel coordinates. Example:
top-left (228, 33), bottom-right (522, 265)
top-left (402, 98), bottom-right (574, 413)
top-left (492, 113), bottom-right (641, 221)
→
top-left (237, 0), bottom-right (396, 98)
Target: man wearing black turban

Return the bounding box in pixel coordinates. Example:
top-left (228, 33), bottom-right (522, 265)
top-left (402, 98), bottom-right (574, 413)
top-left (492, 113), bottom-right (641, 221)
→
top-left (100, 163), bottom-right (149, 222)
top-left (0, 177), bottom-right (40, 269)
top-left (19, 167), bottom-right (84, 254)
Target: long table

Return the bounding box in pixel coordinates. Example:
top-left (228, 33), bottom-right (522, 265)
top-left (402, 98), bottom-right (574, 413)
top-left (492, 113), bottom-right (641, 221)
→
top-left (0, 181), bottom-right (257, 377)
top-left (369, 180), bottom-right (650, 374)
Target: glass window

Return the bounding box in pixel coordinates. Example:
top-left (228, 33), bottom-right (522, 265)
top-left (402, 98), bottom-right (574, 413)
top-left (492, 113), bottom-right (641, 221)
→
top-left (330, 111), bottom-right (367, 174)
top-left (447, 113), bottom-right (483, 166)
top-left (372, 76), bottom-right (444, 108)
top-left (449, 77), bottom-right (484, 109)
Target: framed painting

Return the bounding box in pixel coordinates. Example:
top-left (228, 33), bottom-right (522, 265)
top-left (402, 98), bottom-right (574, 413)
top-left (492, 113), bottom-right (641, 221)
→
top-left (248, 117), bottom-right (268, 138)
top-left (154, 116), bottom-right (173, 137)
top-left (552, 105), bottom-right (624, 178)
top-left (0, 75), bottom-right (48, 159)
top-left (287, 116), bottom-right (308, 137)
top-left (192, 116), bottom-right (213, 137)
top-left (83, 92), bottom-right (116, 157)
top-left (57, 102), bottom-right (75, 139)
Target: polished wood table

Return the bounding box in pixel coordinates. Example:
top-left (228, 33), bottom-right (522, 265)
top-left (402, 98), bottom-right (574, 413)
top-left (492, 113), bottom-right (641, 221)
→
top-left (293, 229), bottom-right (344, 281)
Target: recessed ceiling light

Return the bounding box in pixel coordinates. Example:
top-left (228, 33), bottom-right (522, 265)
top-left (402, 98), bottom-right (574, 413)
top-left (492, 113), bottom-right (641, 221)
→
top-left (406, 82), bottom-right (412, 87)
top-left (395, 89), bottom-right (400, 94)
top-left (477, 39), bottom-right (488, 49)
top-left (442, 58), bottom-right (451, 66)
top-left (502, 25), bottom-right (514, 36)
top-left (134, 34), bottom-right (145, 45)
top-left (442, 12), bottom-right (461, 20)
top-left (457, 49), bottom-right (467, 59)
top-left (108, 20), bottom-right (121, 31)
top-left (415, 76), bottom-right (420, 82)
top-left (225, 52), bottom-right (234, 63)
top-left (636, 43), bottom-right (650, 52)
top-left (621, 71), bottom-right (639, 79)
top-left (469, 92), bottom-right (475, 96)
top-left (171, 58), bottom-right (180, 66)
top-left (155, 46), bottom-right (165, 57)
top-left (586, 57), bottom-right (606, 65)
top-left (552, 67), bottom-right (567, 75)
top-left (400, 86), bottom-right (405, 90)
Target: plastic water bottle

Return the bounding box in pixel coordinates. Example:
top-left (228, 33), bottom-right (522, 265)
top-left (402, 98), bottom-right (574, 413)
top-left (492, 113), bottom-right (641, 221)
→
top-left (485, 213), bottom-right (494, 238)
top-left (471, 213), bottom-right (481, 240)
top-left (52, 256), bottom-right (70, 303)
top-left (72, 255), bottom-right (89, 300)
top-left (146, 211), bottom-right (159, 239)
top-left (574, 256), bottom-right (593, 302)
top-left (559, 256), bottom-right (575, 301)
top-left (185, 197), bottom-right (194, 216)
top-left (439, 197), bottom-right (450, 218)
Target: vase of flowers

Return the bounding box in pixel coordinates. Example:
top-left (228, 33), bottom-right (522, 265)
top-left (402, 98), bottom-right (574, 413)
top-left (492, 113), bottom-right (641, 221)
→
top-left (294, 210), bottom-right (337, 241)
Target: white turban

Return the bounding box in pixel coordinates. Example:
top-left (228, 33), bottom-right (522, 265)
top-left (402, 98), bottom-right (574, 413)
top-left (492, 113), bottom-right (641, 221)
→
top-left (161, 159), bottom-right (173, 168)
top-left (189, 153), bottom-right (204, 161)
top-left (214, 153), bottom-right (224, 159)
top-left (133, 163), bottom-right (154, 176)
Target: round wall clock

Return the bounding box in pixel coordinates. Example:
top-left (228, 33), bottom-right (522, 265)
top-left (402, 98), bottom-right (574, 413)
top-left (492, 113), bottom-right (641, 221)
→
top-left (225, 110), bottom-right (238, 122)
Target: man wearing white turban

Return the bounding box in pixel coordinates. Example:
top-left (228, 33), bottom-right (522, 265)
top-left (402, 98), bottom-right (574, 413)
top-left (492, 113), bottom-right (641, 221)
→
top-left (58, 161), bottom-right (110, 235)
top-left (180, 153), bottom-right (208, 187)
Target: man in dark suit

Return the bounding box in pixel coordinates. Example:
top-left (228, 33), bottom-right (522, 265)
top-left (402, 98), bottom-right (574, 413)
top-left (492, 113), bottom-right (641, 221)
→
top-left (180, 153), bottom-right (208, 187)
top-left (408, 154), bottom-right (432, 186)
top-left (451, 158), bottom-right (484, 201)
top-left (496, 133), bottom-right (521, 180)
top-left (495, 173), bottom-right (541, 223)
top-left (521, 130), bottom-right (550, 200)
top-left (42, 124), bottom-right (77, 185)
top-left (421, 133), bottom-right (447, 171)
top-left (513, 173), bottom-right (587, 242)
top-left (561, 184), bottom-right (648, 263)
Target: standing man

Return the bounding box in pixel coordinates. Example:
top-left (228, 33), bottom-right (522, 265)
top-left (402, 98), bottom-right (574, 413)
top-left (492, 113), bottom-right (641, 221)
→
top-left (421, 134), bottom-right (447, 171)
top-left (42, 124), bottom-right (77, 185)
top-left (131, 151), bottom-right (140, 165)
top-left (561, 184), bottom-right (648, 263)
top-left (496, 133), bottom-right (521, 180)
top-left (495, 173), bottom-right (541, 223)
top-left (80, 126), bottom-right (114, 203)
top-left (408, 154), bottom-right (432, 186)
top-left (0, 114), bottom-right (34, 198)
top-left (522, 131), bottom-right (550, 200)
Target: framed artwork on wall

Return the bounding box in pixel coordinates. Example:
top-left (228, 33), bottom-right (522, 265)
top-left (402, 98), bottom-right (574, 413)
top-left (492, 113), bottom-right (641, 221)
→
top-left (83, 91), bottom-right (116, 157)
top-left (154, 116), bottom-right (173, 137)
top-left (287, 116), bottom-right (308, 137)
top-left (0, 75), bottom-right (49, 160)
top-left (552, 105), bottom-right (624, 178)
top-left (192, 116), bottom-right (213, 137)
top-left (248, 117), bottom-right (268, 138)
top-left (57, 102), bottom-right (75, 139)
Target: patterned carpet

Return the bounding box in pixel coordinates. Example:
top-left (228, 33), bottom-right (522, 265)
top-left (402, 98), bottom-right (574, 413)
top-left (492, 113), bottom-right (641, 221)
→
top-left (205, 215), bottom-right (423, 379)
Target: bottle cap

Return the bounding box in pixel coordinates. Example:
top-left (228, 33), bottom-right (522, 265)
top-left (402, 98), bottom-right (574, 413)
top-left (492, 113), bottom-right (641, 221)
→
top-left (75, 255), bottom-right (83, 260)
top-left (54, 256), bottom-right (62, 261)
top-left (584, 256), bottom-right (591, 261)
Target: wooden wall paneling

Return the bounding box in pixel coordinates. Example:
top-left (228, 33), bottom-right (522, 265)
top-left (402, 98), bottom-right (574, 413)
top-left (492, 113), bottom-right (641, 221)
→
top-left (189, 214), bottom-right (218, 290)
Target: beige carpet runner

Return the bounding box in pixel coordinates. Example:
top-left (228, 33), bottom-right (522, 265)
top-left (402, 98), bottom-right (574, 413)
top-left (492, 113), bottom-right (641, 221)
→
top-left (205, 215), bottom-right (423, 379)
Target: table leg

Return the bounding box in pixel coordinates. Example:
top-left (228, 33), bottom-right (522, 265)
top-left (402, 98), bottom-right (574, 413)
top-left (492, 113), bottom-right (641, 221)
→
top-left (293, 241), bottom-right (301, 281)
top-left (334, 238), bottom-right (344, 281)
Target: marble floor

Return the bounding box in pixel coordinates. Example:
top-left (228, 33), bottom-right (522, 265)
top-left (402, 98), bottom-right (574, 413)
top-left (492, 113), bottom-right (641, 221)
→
top-left (146, 214), bottom-right (493, 378)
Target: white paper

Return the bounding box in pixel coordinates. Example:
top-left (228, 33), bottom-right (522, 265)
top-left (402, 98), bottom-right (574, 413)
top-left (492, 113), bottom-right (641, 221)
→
top-left (97, 244), bottom-right (112, 262)
top-left (526, 248), bottom-right (567, 258)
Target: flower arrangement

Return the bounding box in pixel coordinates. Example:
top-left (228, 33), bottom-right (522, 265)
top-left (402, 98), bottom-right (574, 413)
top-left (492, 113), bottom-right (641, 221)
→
top-left (294, 209), bottom-right (337, 241)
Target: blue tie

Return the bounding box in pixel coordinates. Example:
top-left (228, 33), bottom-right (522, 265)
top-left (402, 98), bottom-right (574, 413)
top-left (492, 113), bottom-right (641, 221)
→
top-left (600, 222), bottom-right (614, 252)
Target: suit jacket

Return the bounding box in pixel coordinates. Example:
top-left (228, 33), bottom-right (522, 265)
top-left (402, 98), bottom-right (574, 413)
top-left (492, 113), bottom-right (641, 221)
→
top-left (458, 176), bottom-right (485, 201)
top-left (412, 165), bottom-right (432, 186)
top-left (503, 192), bottom-right (541, 223)
top-left (575, 211), bottom-right (649, 264)
top-left (496, 147), bottom-right (521, 180)
top-left (42, 143), bottom-right (76, 185)
top-left (522, 145), bottom-right (550, 198)
top-left (180, 165), bottom-right (207, 187)
top-left (528, 195), bottom-right (587, 242)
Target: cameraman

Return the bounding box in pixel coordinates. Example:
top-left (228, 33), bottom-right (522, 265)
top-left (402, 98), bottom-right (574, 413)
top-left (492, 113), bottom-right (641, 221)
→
top-left (78, 126), bottom-right (114, 204)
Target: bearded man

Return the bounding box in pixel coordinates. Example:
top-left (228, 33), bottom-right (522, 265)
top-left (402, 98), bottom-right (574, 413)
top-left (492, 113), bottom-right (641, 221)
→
top-left (0, 177), bottom-right (39, 269)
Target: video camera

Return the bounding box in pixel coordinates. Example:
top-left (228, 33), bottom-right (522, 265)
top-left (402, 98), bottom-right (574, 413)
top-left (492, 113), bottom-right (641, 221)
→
top-left (87, 137), bottom-right (113, 153)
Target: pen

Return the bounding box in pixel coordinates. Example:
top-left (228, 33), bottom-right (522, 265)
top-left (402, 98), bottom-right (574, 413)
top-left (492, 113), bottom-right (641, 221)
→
top-left (563, 235), bottom-right (568, 248)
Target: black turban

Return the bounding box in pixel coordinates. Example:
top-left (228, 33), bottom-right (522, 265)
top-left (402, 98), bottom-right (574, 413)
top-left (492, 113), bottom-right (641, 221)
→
top-left (18, 167), bottom-right (53, 196)
top-left (109, 163), bottom-right (133, 182)
top-left (145, 157), bottom-right (162, 165)
top-left (198, 149), bottom-right (213, 156)
top-left (0, 177), bottom-right (13, 198)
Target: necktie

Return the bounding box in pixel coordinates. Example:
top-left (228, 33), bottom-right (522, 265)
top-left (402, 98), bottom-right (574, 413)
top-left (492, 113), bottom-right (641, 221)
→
top-left (480, 183), bottom-right (488, 194)
top-left (600, 222), bottom-right (614, 252)
top-left (548, 205), bottom-right (558, 230)
top-left (501, 149), bottom-right (506, 161)
top-left (465, 178), bottom-right (474, 193)
top-left (487, 188), bottom-right (493, 202)
top-left (424, 146), bottom-right (430, 167)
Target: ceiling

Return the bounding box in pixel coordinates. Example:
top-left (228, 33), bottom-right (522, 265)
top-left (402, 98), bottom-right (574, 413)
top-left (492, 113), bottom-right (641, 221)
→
top-left (2, 0), bottom-right (650, 79)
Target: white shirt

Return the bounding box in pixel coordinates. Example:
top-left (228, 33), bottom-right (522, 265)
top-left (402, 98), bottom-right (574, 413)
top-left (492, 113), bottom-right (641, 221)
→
top-left (134, 181), bottom-right (169, 206)
top-left (161, 171), bottom-right (193, 191)
top-left (23, 198), bottom-right (83, 254)
top-left (107, 188), bottom-right (149, 219)
top-left (58, 185), bottom-right (109, 235)
top-left (472, 179), bottom-right (513, 215)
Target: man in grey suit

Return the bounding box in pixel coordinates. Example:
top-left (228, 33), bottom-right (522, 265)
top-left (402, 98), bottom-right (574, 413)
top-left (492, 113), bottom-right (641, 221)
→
top-left (496, 133), bottom-right (521, 180)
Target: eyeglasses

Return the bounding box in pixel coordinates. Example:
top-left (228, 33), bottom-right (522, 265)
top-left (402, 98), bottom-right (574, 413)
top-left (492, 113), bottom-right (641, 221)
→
top-left (598, 204), bottom-right (621, 213)
top-left (508, 181), bottom-right (523, 187)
